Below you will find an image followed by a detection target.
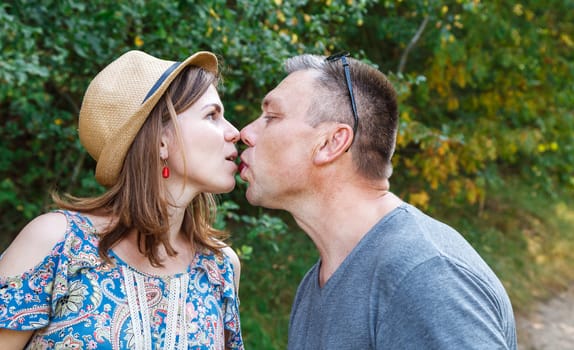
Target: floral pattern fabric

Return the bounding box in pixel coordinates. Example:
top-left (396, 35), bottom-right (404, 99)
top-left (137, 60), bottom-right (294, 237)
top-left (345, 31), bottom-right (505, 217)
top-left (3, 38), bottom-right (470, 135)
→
top-left (0, 210), bottom-right (243, 349)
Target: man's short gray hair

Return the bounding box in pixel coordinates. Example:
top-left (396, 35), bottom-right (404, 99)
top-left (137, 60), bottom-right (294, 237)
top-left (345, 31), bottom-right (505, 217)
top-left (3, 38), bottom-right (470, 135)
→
top-left (282, 53), bottom-right (399, 180)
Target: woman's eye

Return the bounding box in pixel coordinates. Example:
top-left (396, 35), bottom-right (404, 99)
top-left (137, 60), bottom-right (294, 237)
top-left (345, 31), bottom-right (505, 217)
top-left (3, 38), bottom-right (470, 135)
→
top-left (206, 112), bottom-right (217, 121)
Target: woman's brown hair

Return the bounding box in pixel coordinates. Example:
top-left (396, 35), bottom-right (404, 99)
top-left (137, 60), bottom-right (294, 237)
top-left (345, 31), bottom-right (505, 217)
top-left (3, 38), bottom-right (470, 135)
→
top-left (54, 65), bottom-right (227, 267)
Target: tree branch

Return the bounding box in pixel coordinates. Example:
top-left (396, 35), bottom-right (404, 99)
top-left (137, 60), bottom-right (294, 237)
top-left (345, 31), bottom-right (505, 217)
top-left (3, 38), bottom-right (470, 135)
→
top-left (398, 15), bottom-right (430, 74)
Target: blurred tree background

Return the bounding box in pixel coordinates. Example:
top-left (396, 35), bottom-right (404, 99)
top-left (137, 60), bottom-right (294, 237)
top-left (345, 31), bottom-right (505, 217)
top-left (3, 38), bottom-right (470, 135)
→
top-left (1, 0), bottom-right (573, 348)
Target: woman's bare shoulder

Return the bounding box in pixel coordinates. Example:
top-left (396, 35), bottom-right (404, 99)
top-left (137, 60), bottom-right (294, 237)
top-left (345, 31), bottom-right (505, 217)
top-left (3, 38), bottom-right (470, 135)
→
top-left (0, 328), bottom-right (35, 349)
top-left (0, 212), bottom-right (68, 276)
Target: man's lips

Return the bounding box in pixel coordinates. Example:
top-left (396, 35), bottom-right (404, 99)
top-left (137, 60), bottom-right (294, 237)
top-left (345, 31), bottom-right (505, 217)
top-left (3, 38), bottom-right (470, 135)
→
top-left (238, 161), bottom-right (247, 174)
top-left (238, 155), bottom-right (251, 181)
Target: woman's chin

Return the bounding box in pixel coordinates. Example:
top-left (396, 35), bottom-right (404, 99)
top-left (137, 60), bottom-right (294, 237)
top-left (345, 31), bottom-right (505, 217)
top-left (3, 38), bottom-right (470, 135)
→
top-left (212, 180), bottom-right (236, 194)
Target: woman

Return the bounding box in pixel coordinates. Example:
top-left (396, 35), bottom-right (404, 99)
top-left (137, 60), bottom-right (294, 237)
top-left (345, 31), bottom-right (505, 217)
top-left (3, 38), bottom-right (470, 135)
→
top-left (0, 50), bottom-right (244, 349)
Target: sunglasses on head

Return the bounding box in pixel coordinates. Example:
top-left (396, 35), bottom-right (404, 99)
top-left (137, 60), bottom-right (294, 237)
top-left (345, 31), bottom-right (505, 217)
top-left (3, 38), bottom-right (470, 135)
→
top-left (325, 51), bottom-right (359, 151)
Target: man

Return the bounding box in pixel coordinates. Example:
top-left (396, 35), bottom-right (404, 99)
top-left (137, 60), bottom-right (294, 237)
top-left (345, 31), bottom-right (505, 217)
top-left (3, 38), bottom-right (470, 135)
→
top-left (239, 52), bottom-right (517, 349)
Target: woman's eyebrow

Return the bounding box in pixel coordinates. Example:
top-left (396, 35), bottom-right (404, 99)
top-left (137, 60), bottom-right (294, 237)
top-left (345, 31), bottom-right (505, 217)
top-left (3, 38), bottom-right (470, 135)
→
top-left (201, 103), bottom-right (223, 113)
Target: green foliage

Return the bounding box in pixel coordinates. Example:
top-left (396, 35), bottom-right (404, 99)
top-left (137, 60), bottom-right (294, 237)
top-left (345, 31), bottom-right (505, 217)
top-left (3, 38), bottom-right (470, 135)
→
top-left (362, 0), bottom-right (574, 208)
top-left (1, 0), bottom-right (573, 348)
top-left (0, 0), bottom-right (378, 236)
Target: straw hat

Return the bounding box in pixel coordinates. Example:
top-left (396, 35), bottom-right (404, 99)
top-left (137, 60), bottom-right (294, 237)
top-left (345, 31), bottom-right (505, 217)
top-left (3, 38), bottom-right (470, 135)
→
top-left (78, 50), bottom-right (218, 187)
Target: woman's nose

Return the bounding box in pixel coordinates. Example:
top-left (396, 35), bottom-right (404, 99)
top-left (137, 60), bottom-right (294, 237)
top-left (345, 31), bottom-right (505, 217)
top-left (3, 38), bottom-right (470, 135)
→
top-left (225, 121), bottom-right (240, 143)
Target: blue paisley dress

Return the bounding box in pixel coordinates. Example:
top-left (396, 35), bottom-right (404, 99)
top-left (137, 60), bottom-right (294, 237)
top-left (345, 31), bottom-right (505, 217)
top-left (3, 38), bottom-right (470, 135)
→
top-left (0, 210), bottom-right (244, 349)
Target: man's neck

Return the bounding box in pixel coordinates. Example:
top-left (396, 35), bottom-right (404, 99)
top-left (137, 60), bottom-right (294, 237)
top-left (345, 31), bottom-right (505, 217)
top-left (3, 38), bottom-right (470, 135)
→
top-left (292, 190), bottom-right (402, 287)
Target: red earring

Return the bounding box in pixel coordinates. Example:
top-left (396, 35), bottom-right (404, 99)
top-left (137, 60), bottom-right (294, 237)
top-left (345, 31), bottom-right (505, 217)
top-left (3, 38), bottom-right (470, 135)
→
top-left (162, 159), bottom-right (170, 179)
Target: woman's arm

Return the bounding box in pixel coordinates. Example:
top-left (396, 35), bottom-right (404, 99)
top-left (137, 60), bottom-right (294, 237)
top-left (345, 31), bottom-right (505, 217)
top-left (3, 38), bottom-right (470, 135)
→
top-left (0, 329), bottom-right (35, 349)
top-left (0, 212), bottom-right (67, 349)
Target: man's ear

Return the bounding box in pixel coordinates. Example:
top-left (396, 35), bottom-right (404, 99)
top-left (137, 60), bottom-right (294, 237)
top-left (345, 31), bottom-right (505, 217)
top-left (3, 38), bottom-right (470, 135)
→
top-left (313, 124), bottom-right (353, 165)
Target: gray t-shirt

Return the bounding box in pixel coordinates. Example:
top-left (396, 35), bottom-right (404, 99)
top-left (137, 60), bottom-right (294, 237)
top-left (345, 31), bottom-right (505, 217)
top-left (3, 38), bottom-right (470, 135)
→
top-left (288, 204), bottom-right (517, 349)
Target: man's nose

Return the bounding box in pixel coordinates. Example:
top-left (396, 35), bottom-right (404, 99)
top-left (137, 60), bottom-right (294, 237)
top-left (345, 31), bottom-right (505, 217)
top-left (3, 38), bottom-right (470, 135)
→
top-left (240, 122), bottom-right (256, 147)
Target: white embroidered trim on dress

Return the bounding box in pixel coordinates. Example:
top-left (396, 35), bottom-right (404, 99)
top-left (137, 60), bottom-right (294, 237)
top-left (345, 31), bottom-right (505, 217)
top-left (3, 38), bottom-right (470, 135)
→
top-left (165, 277), bottom-right (180, 350)
top-left (179, 274), bottom-right (190, 350)
top-left (123, 267), bottom-right (146, 350)
top-left (122, 265), bottom-right (192, 350)
top-left (134, 272), bottom-right (152, 347)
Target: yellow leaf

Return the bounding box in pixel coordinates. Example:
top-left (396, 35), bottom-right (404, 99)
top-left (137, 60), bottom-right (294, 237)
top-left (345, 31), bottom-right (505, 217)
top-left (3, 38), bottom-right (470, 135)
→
top-left (134, 35), bottom-right (144, 47)
top-left (449, 179), bottom-right (462, 196)
top-left (508, 143), bottom-right (517, 154)
top-left (456, 66), bottom-right (466, 87)
top-left (409, 191), bottom-right (430, 209)
top-left (535, 254), bottom-right (547, 264)
top-left (277, 10), bottom-right (286, 23)
top-left (560, 34), bottom-right (574, 47)
top-left (447, 97), bottom-right (459, 111)
top-left (437, 142), bottom-right (449, 156)
top-left (537, 144), bottom-right (546, 153)
top-left (291, 33), bottom-right (298, 44)
top-left (401, 111), bottom-right (411, 121)
top-left (209, 8), bottom-right (219, 19)
top-left (396, 133), bottom-right (405, 147)
top-left (465, 180), bottom-right (479, 204)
